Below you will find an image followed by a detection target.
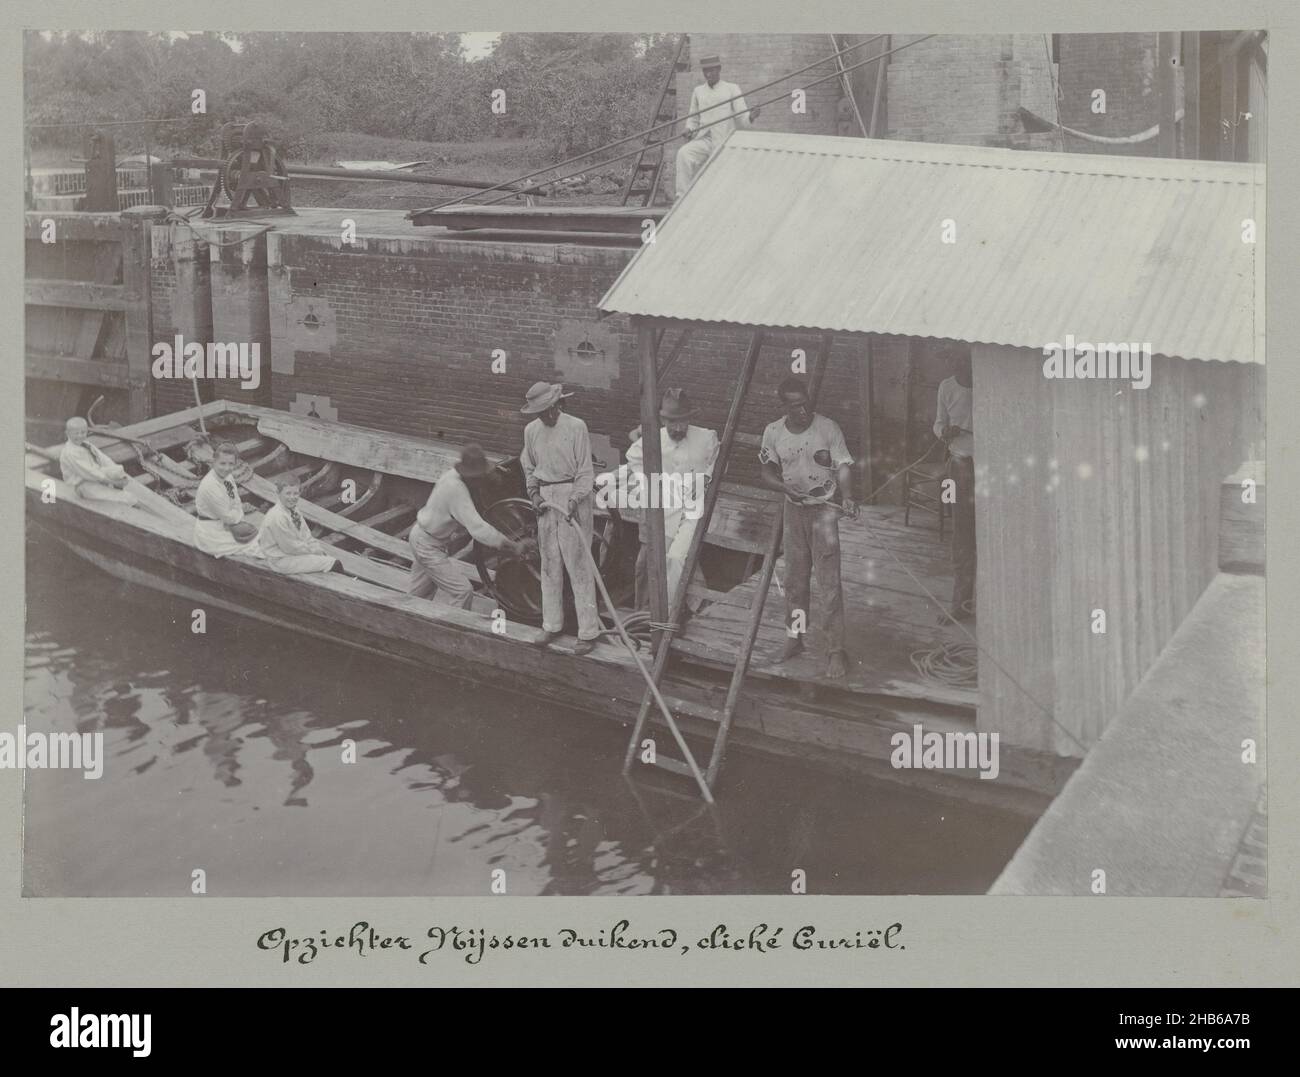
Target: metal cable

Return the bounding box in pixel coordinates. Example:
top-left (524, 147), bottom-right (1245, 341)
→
top-left (422, 34), bottom-right (920, 212)
top-left (472, 35), bottom-right (937, 209)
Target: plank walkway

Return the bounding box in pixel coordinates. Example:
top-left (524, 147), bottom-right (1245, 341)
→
top-left (677, 501), bottom-right (979, 710)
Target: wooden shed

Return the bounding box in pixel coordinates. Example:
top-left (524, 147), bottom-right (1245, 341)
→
top-left (600, 131), bottom-right (1264, 760)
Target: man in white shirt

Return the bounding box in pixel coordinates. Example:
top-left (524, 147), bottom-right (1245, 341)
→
top-left (759, 376), bottom-right (857, 679)
top-left (674, 54), bottom-right (761, 199)
top-left (625, 388), bottom-right (720, 609)
top-left (520, 382), bottom-right (601, 654)
top-left (408, 444), bottom-right (525, 608)
top-left (933, 348), bottom-right (976, 621)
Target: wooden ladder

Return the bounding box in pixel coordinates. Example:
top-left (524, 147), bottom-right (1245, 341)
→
top-left (622, 332), bottom-right (834, 798)
top-left (620, 34), bottom-right (691, 208)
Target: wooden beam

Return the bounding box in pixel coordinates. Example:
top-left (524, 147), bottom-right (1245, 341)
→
top-left (869, 35), bottom-right (889, 138)
top-left (655, 326), bottom-right (693, 381)
top-left (26, 353), bottom-right (137, 389)
top-left (25, 279), bottom-right (126, 311)
top-left (413, 205), bottom-right (666, 233)
top-left (1182, 31), bottom-right (1201, 159)
top-left (859, 333), bottom-right (875, 501)
top-left (1157, 32), bottom-right (1181, 158)
top-left (637, 317), bottom-right (670, 653)
top-left (703, 335), bottom-right (831, 783)
top-left (623, 329), bottom-right (765, 775)
top-left (122, 206), bottom-right (169, 423)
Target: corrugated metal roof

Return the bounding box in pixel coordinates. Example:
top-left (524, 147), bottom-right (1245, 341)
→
top-left (599, 133), bottom-right (1265, 364)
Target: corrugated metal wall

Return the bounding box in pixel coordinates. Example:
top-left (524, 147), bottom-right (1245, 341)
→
top-left (974, 344), bottom-right (1264, 755)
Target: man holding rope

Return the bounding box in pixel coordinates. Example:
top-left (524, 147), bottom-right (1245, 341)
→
top-left (520, 382), bottom-right (601, 656)
top-left (674, 53), bottom-right (761, 200)
top-left (759, 376), bottom-right (857, 680)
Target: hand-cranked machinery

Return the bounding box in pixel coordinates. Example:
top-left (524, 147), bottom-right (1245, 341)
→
top-left (463, 457), bottom-right (641, 638)
top-left (200, 121), bottom-right (294, 219)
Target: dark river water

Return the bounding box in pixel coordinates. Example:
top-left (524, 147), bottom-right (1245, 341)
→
top-left (23, 535), bottom-right (1034, 897)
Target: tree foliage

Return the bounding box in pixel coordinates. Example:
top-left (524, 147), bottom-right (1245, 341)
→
top-left (25, 30), bottom-right (679, 163)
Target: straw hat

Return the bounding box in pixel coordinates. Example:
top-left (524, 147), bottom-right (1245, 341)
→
top-left (699, 54), bottom-right (722, 69)
top-left (520, 381), bottom-right (573, 414)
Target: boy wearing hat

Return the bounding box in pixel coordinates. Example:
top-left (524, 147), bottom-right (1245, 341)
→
top-left (408, 444), bottom-right (526, 609)
top-left (675, 54), bottom-right (761, 199)
top-left (626, 388), bottom-right (719, 609)
top-left (519, 382), bottom-right (601, 654)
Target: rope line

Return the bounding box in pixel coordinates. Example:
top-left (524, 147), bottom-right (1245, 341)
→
top-left (165, 211), bottom-right (276, 247)
top-left (423, 35), bottom-right (930, 213)
top-left (476, 35), bottom-right (939, 209)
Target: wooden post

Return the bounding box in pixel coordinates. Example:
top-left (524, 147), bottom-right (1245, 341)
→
top-left (121, 206), bottom-right (168, 423)
top-left (623, 328), bottom-right (765, 776)
top-left (859, 333), bottom-right (875, 501)
top-left (1157, 32), bottom-right (1180, 159)
top-left (637, 317), bottom-right (670, 653)
top-left (703, 334), bottom-right (834, 782)
top-left (1182, 31), bottom-right (1201, 159)
top-left (868, 35), bottom-right (889, 138)
top-left (84, 131), bottom-right (117, 212)
top-left (150, 161), bottom-right (174, 207)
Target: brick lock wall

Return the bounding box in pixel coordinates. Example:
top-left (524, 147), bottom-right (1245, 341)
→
top-left (886, 33), bottom-right (1059, 150)
top-left (148, 224), bottom-right (938, 502)
top-left (1056, 33), bottom-right (1181, 156)
top-left (260, 231), bottom-right (901, 492)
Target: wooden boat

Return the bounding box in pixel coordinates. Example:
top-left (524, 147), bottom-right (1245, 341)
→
top-left (24, 399), bottom-right (1063, 809)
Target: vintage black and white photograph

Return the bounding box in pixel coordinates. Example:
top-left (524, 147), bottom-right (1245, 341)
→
top-left (19, 27), bottom-right (1265, 899)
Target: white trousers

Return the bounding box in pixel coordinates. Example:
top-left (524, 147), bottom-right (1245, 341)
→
top-left (674, 135), bottom-right (722, 198)
top-left (267, 553), bottom-right (337, 575)
top-left (536, 487), bottom-right (600, 641)
top-left (407, 526), bottom-right (475, 609)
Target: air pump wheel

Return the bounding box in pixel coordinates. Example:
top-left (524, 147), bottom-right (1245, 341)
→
top-left (472, 497), bottom-right (612, 626)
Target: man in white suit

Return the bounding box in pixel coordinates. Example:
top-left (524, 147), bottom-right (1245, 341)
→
top-left (674, 54), bottom-right (761, 199)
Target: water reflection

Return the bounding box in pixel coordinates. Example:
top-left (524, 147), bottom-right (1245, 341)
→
top-left (22, 535), bottom-right (1034, 896)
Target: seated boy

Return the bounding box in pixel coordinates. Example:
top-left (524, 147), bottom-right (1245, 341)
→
top-left (194, 441), bottom-right (263, 558)
top-left (59, 417), bottom-right (138, 506)
top-left (257, 476), bottom-right (339, 574)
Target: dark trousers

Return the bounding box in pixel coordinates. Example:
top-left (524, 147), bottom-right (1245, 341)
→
top-left (783, 501), bottom-right (845, 652)
top-left (948, 455), bottom-right (976, 613)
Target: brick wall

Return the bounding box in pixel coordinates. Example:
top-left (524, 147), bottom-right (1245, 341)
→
top-left (886, 33), bottom-right (1059, 150)
top-left (147, 221), bottom-right (955, 502)
top-left (1056, 33), bottom-right (1182, 156)
top-left (259, 230), bottom-right (893, 489)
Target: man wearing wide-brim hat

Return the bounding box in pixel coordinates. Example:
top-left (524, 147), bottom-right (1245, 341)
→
top-left (675, 53), bottom-right (761, 200)
top-left (625, 388), bottom-right (720, 610)
top-left (519, 381), bottom-right (602, 654)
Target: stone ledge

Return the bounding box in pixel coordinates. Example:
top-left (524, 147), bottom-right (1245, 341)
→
top-left (990, 571), bottom-right (1264, 896)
